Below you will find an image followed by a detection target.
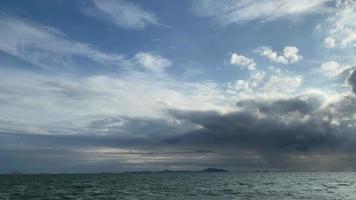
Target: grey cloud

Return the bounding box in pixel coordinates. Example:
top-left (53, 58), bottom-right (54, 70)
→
top-left (236, 95), bottom-right (324, 115)
top-left (348, 69), bottom-right (356, 94)
top-left (84, 115), bottom-right (195, 138)
top-left (103, 149), bottom-right (213, 155)
top-left (163, 94), bottom-right (356, 170)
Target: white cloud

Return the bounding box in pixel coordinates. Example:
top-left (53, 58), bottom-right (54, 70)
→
top-left (264, 66), bottom-right (303, 94)
top-left (230, 53), bottom-right (256, 70)
top-left (320, 61), bottom-right (349, 77)
top-left (134, 52), bottom-right (171, 73)
top-left (283, 46), bottom-right (302, 63)
top-left (228, 67), bottom-right (303, 96)
top-left (263, 74), bottom-right (303, 94)
top-left (0, 16), bottom-right (128, 70)
top-left (323, 36), bottom-right (336, 48)
top-left (255, 46), bottom-right (302, 64)
top-left (323, 0), bottom-right (356, 48)
top-left (234, 80), bottom-right (251, 92)
top-left (83, 0), bottom-right (159, 30)
top-left (228, 71), bottom-right (265, 94)
top-left (192, 0), bottom-right (332, 26)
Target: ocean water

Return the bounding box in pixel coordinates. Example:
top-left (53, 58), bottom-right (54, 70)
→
top-left (1, 172), bottom-right (356, 200)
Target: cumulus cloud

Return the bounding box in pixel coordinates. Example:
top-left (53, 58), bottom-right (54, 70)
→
top-left (134, 52), bottom-right (172, 73)
top-left (229, 53), bottom-right (256, 70)
top-left (320, 61), bottom-right (349, 77)
top-left (229, 67), bottom-right (303, 96)
top-left (192, 0), bottom-right (332, 26)
top-left (82, 0), bottom-right (159, 30)
top-left (255, 46), bottom-right (302, 64)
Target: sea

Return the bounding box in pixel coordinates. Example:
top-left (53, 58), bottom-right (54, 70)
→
top-left (1, 172), bottom-right (356, 200)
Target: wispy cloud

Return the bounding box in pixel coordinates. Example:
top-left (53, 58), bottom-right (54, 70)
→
top-left (192, 0), bottom-right (332, 26)
top-left (0, 15), bottom-right (128, 70)
top-left (82, 0), bottom-right (159, 30)
top-left (0, 15), bottom-right (173, 73)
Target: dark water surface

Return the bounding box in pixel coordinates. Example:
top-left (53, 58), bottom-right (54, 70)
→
top-left (1, 172), bottom-right (356, 199)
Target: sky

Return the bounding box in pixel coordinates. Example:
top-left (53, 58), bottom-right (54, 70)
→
top-left (0, 0), bottom-right (356, 173)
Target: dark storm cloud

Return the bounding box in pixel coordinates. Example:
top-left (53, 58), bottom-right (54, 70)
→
top-left (236, 95), bottom-right (324, 114)
top-left (348, 69), bottom-right (356, 94)
top-left (177, 95), bottom-right (355, 149)
top-left (162, 93), bottom-right (356, 170)
top-left (103, 149), bottom-right (213, 155)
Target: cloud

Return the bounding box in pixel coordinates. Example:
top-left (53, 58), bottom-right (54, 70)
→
top-left (1, 67), bottom-right (355, 171)
top-left (320, 61), bottom-right (349, 77)
top-left (255, 46), bottom-right (302, 64)
top-left (348, 69), bottom-right (356, 94)
top-left (82, 0), bottom-right (159, 30)
top-left (229, 67), bottom-right (303, 95)
top-left (323, 36), bottom-right (336, 48)
top-left (0, 15), bottom-right (173, 73)
top-left (229, 53), bottom-right (257, 70)
top-left (323, 0), bottom-right (356, 48)
top-left (0, 15), bottom-right (129, 70)
top-left (0, 69), bottom-right (233, 134)
top-left (134, 52), bottom-right (171, 73)
top-left (234, 80), bottom-right (251, 92)
top-left (3, 88), bottom-right (355, 171)
top-left (263, 74), bottom-right (303, 94)
top-left (192, 0), bottom-right (332, 26)
top-left (165, 91), bottom-right (356, 170)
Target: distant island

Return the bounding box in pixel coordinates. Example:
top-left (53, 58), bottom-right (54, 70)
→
top-left (117, 168), bottom-right (228, 174)
top-left (154, 168), bottom-right (228, 173)
top-left (3, 168), bottom-right (229, 175)
top-left (200, 168), bottom-right (228, 172)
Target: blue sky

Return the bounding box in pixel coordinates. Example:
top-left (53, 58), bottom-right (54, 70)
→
top-left (1, 0), bottom-right (356, 173)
